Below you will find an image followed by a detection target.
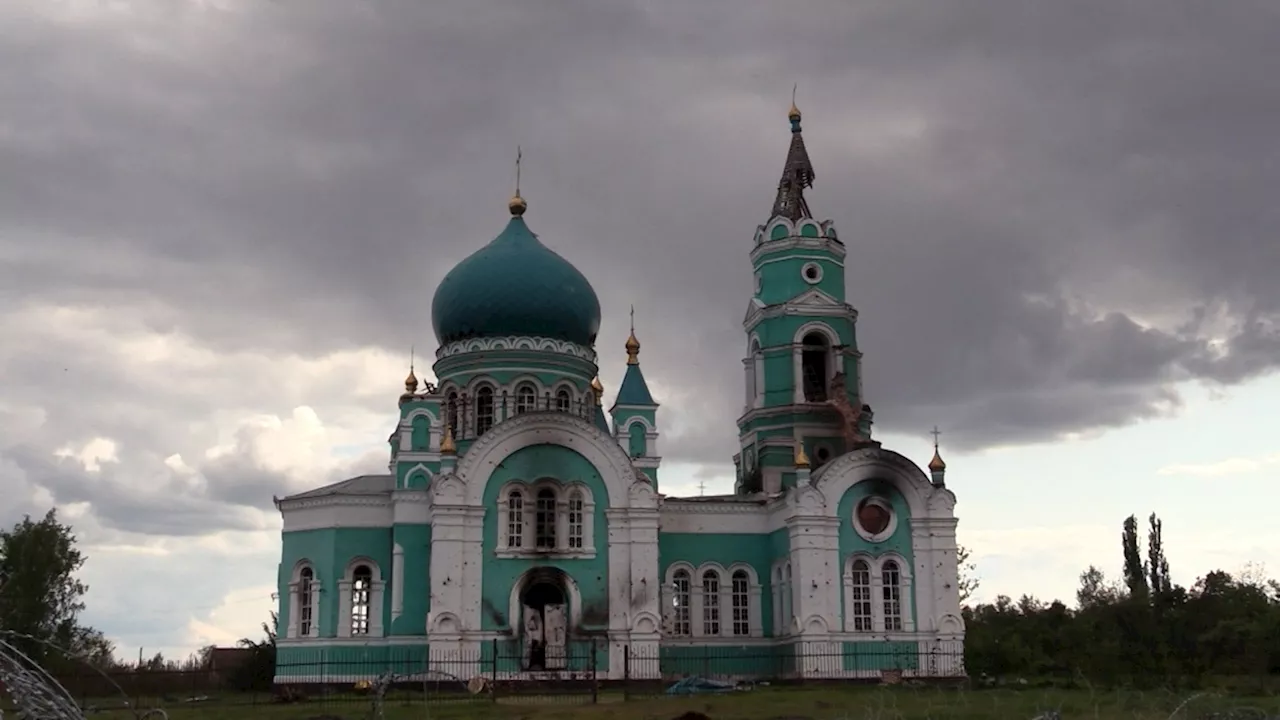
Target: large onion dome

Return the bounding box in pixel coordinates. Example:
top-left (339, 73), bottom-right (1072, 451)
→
top-left (431, 197), bottom-right (602, 347)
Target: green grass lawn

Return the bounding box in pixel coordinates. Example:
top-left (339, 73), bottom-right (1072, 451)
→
top-left (14, 686), bottom-right (1280, 720)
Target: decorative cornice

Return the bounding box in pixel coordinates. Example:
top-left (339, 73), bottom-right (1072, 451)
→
top-left (278, 495), bottom-right (392, 512)
top-left (436, 335), bottom-right (597, 362)
top-left (743, 298), bottom-right (858, 332)
top-left (750, 235), bottom-right (846, 265)
top-left (661, 500), bottom-right (769, 515)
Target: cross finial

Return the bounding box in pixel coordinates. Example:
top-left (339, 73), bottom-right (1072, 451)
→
top-left (930, 426), bottom-right (942, 450)
top-left (697, 480), bottom-right (707, 496)
top-left (515, 145), bottom-right (522, 197)
top-left (630, 304), bottom-right (635, 334)
top-left (792, 83), bottom-right (798, 107)
top-left (410, 344), bottom-right (415, 373)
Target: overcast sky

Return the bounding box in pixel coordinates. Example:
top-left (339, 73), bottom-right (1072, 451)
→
top-left (2, 0), bottom-right (1278, 660)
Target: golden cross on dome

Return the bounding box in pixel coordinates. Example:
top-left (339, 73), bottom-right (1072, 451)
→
top-left (930, 426), bottom-right (942, 450)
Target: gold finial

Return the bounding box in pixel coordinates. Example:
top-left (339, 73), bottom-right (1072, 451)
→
top-left (440, 425), bottom-right (456, 455)
top-left (928, 426), bottom-right (946, 472)
top-left (625, 304), bottom-right (640, 365)
top-left (591, 376), bottom-right (604, 405)
top-left (788, 83), bottom-right (801, 120)
top-left (794, 442), bottom-right (810, 469)
top-left (509, 145), bottom-right (527, 216)
top-left (401, 345), bottom-right (417, 392)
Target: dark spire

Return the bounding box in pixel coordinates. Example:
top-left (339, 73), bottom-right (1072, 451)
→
top-left (771, 96), bottom-right (815, 222)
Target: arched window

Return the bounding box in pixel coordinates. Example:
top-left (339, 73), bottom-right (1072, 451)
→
top-left (555, 388), bottom-right (572, 412)
top-left (410, 414), bottom-right (430, 450)
top-left (701, 570), bottom-right (721, 636)
top-left (627, 423), bottom-right (646, 458)
top-left (515, 383), bottom-right (537, 414)
top-left (882, 559), bottom-right (903, 631)
top-left (475, 386), bottom-right (495, 435)
top-left (506, 489), bottom-right (525, 548)
top-left (535, 488), bottom-right (557, 549)
top-left (850, 559), bottom-right (873, 631)
top-left (671, 569), bottom-right (692, 636)
top-left (350, 565), bottom-right (372, 636)
top-left (801, 332), bottom-right (831, 402)
top-left (731, 570), bottom-right (750, 636)
top-left (446, 392), bottom-right (459, 437)
top-left (567, 489), bottom-right (585, 549)
top-left (298, 567), bottom-right (315, 637)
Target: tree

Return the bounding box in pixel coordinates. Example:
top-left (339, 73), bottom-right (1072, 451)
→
top-left (231, 611), bottom-right (278, 692)
top-left (1121, 514), bottom-right (1149, 600)
top-left (0, 509), bottom-right (107, 665)
top-left (957, 544), bottom-right (980, 605)
top-left (1147, 513), bottom-right (1171, 599)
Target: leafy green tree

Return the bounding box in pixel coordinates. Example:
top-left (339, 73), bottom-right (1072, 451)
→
top-left (1147, 512), bottom-right (1172, 599)
top-left (1121, 514), bottom-right (1149, 600)
top-left (0, 509), bottom-right (109, 666)
top-left (231, 611), bottom-right (278, 692)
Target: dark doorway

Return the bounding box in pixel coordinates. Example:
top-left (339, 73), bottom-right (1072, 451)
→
top-left (519, 569), bottom-right (569, 671)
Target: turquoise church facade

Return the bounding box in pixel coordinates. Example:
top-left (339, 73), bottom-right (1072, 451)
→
top-left (272, 105), bottom-right (965, 683)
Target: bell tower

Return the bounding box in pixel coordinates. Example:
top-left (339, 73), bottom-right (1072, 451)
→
top-left (734, 101), bottom-right (877, 495)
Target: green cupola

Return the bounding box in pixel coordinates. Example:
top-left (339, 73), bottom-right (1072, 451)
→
top-left (431, 194), bottom-right (603, 347)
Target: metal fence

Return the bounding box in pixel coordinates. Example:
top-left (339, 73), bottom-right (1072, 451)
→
top-left (13, 641), bottom-right (965, 710)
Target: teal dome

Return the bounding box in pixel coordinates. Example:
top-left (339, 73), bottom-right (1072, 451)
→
top-left (431, 214), bottom-right (602, 346)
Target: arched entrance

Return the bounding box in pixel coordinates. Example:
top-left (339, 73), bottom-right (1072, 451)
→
top-left (519, 567), bottom-right (570, 671)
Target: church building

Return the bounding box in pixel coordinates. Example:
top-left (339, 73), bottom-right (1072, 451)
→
top-left (272, 104), bottom-right (965, 683)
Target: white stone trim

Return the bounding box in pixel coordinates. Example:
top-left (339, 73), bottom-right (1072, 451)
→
top-left (505, 567), bottom-right (584, 633)
top-left (494, 480), bottom-right (597, 559)
top-left (457, 413), bottom-right (639, 509)
top-left (390, 543), bottom-right (404, 622)
top-left (800, 261), bottom-right (824, 284)
top-left (792, 321), bottom-right (842, 404)
top-left (435, 335), bottom-right (598, 362)
top-left (336, 557), bottom-right (385, 638)
top-left (851, 495), bottom-right (898, 543)
top-left (810, 447), bottom-right (934, 520)
top-left (840, 553), bottom-right (914, 633)
top-left (286, 560), bottom-right (320, 640)
top-left (281, 501), bottom-right (393, 532)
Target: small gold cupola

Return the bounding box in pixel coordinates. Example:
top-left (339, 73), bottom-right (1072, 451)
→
top-left (591, 376), bottom-right (604, 405)
top-left (928, 426), bottom-right (947, 486)
top-left (794, 442), bottom-right (811, 469)
top-left (440, 425), bottom-right (457, 455)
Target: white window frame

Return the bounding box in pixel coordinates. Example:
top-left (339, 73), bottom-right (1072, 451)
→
top-left (287, 562), bottom-right (321, 639)
top-left (666, 567), bottom-right (693, 637)
top-left (841, 553), bottom-right (914, 633)
top-left (514, 382), bottom-right (538, 414)
top-left (495, 481), bottom-right (596, 559)
top-left (337, 557), bottom-right (386, 638)
top-left (791, 323), bottom-right (840, 405)
top-left (664, 563), bottom-right (762, 640)
top-left (701, 569), bottom-right (721, 636)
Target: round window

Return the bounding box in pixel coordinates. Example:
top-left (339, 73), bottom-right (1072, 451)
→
top-left (815, 446), bottom-right (831, 463)
top-left (854, 496), bottom-right (896, 541)
top-left (801, 262), bottom-right (823, 284)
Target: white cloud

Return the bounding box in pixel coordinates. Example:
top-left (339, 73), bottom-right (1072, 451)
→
top-left (1157, 454), bottom-right (1280, 477)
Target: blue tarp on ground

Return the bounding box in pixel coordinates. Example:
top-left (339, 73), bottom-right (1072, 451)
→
top-left (665, 676), bottom-right (738, 695)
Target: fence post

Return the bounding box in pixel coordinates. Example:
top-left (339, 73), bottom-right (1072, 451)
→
top-left (622, 645), bottom-right (630, 701)
top-left (490, 638), bottom-right (498, 703)
top-left (590, 639), bottom-right (598, 705)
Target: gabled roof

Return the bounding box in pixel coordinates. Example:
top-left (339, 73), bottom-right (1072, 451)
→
top-left (279, 474), bottom-right (393, 502)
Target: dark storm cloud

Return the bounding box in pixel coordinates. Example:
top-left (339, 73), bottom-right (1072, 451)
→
top-left (2, 0), bottom-right (1278, 536)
